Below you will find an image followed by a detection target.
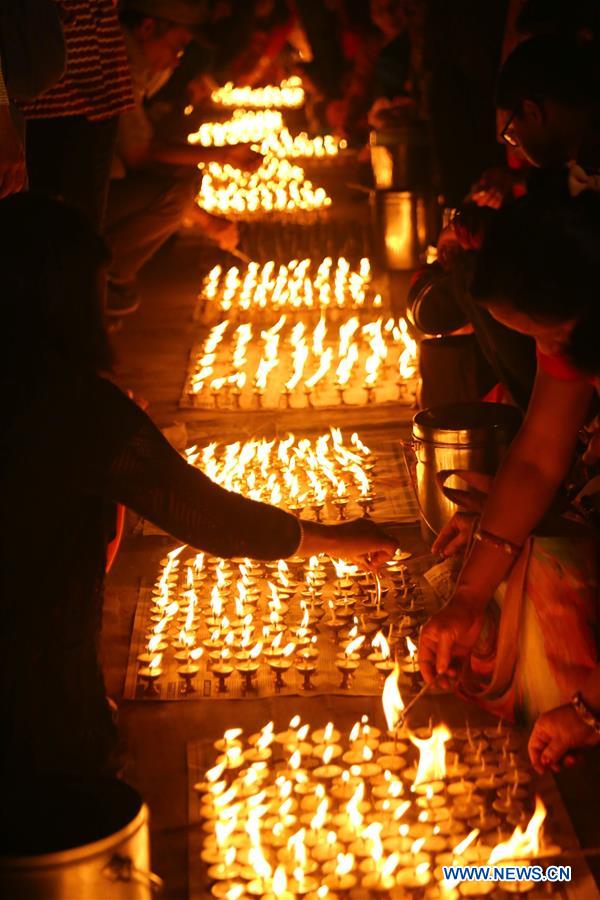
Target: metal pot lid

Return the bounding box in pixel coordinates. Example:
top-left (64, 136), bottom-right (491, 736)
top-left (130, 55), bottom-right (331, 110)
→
top-left (412, 402), bottom-right (522, 445)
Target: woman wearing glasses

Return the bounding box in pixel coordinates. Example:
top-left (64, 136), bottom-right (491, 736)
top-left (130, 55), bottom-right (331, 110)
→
top-left (495, 34), bottom-right (599, 170)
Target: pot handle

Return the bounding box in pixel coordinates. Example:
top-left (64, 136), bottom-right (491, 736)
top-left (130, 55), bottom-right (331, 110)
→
top-left (401, 439), bottom-right (440, 536)
top-left (103, 854), bottom-right (164, 894)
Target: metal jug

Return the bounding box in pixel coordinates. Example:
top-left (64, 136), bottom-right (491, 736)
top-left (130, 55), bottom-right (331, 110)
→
top-left (405, 402), bottom-right (522, 538)
top-left (0, 778), bottom-right (162, 899)
top-left (371, 190), bottom-right (428, 270)
top-left (370, 122), bottom-right (431, 190)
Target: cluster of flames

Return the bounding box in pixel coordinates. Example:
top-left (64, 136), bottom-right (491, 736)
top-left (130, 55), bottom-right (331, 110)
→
top-left (186, 314), bottom-right (418, 408)
top-left (211, 76), bottom-right (305, 109)
top-left (201, 257), bottom-right (379, 314)
top-left (196, 155), bottom-right (332, 217)
top-left (185, 429), bottom-right (376, 519)
top-left (137, 547), bottom-right (415, 695)
top-left (189, 109), bottom-right (346, 160)
top-left (196, 672), bottom-right (552, 898)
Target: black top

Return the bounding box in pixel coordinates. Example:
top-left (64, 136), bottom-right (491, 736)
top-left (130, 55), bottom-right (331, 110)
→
top-left (0, 358), bottom-right (300, 779)
top-left (453, 256), bottom-right (537, 411)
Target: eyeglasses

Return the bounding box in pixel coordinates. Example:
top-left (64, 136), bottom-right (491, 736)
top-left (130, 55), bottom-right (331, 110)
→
top-left (501, 109), bottom-right (519, 148)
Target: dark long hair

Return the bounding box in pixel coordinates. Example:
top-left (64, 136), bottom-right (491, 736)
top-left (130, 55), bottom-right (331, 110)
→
top-left (471, 184), bottom-right (600, 374)
top-left (0, 193), bottom-right (113, 377)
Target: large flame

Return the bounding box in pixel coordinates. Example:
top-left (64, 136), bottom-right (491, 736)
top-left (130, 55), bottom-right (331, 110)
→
top-left (410, 724), bottom-right (452, 784)
top-left (488, 796), bottom-right (547, 865)
top-left (382, 662), bottom-right (405, 731)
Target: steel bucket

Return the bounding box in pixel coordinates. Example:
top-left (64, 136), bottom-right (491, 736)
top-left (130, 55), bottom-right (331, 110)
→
top-left (405, 402), bottom-right (522, 539)
top-left (369, 122), bottom-right (431, 190)
top-left (0, 778), bottom-right (162, 900)
top-left (370, 190), bottom-right (428, 270)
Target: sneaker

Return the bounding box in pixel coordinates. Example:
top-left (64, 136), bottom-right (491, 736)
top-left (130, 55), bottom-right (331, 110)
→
top-left (106, 281), bottom-right (140, 317)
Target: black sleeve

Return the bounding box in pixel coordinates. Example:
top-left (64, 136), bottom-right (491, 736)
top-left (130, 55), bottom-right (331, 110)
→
top-left (77, 378), bottom-right (302, 560)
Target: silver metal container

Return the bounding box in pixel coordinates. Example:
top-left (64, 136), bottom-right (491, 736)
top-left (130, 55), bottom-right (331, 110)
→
top-left (0, 779), bottom-right (161, 899)
top-left (370, 123), bottom-right (431, 190)
top-left (371, 190), bottom-right (428, 270)
top-left (407, 402), bottom-right (522, 537)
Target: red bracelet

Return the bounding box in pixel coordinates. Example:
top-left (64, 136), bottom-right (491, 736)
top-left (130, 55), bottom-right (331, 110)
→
top-left (473, 528), bottom-right (522, 558)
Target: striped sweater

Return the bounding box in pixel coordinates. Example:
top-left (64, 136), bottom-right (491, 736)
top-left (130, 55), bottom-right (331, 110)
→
top-left (19, 1), bottom-right (133, 121)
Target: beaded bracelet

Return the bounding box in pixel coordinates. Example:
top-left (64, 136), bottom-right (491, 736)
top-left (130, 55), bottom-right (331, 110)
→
top-left (571, 692), bottom-right (600, 734)
top-left (473, 528), bottom-right (522, 558)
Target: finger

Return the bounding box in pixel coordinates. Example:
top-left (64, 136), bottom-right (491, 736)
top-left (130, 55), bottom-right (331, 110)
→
top-left (419, 655), bottom-right (437, 685)
top-left (418, 631), bottom-right (439, 684)
top-left (540, 735), bottom-right (569, 768)
top-left (436, 630), bottom-right (454, 675)
top-left (528, 726), bottom-right (549, 770)
top-left (352, 554), bottom-right (374, 572)
top-left (441, 531), bottom-right (469, 557)
top-left (432, 524), bottom-right (457, 556)
top-left (368, 550), bottom-right (390, 569)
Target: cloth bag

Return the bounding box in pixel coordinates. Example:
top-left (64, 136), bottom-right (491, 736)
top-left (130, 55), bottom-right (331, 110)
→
top-left (435, 470), bottom-right (599, 725)
top-left (0, 0), bottom-right (66, 101)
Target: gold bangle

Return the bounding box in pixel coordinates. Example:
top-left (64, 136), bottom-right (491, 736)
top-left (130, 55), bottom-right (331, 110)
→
top-left (473, 528), bottom-right (522, 558)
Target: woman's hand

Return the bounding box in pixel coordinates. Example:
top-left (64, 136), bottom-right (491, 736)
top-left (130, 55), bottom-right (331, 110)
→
top-left (203, 214), bottom-right (239, 251)
top-left (225, 145), bottom-right (264, 172)
top-left (528, 704), bottom-right (600, 774)
top-left (432, 511), bottom-right (478, 557)
top-left (467, 166), bottom-right (523, 209)
top-left (418, 594), bottom-right (486, 687)
top-left (298, 518), bottom-right (398, 569)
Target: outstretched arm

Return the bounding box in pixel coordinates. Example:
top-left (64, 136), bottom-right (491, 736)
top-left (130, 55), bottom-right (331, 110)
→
top-left (420, 369), bottom-right (593, 684)
top-left (81, 378), bottom-right (397, 564)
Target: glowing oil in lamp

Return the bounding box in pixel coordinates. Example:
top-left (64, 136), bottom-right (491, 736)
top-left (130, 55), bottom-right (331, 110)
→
top-left (196, 155), bottom-right (332, 218)
top-left (368, 630), bottom-right (396, 678)
top-left (211, 76), bottom-right (305, 109)
top-left (267, 642), bottom-right (296, 691)
top-left (402, 634), bottom-right (420, 676)
top-left (186, 315), bottom-right (417, 410)
top-left (236, 641), bottom-right (263, 693)
top-left (199, 257), bottom-right (376, 315)
top-left (177, 646), bottom-right (204, 694)
top-left (138, 653), bottom-right (163, 695)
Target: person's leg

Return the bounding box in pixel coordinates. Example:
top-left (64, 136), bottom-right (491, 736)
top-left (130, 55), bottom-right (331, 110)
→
top-left (105, 170), bottom-right (197, 289)
top-left (25, 116), bottom-right (118, 231)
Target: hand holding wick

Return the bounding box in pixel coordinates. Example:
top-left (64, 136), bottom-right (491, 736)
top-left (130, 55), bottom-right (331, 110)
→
top-left (418, 594), bottom-right (485, 690)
